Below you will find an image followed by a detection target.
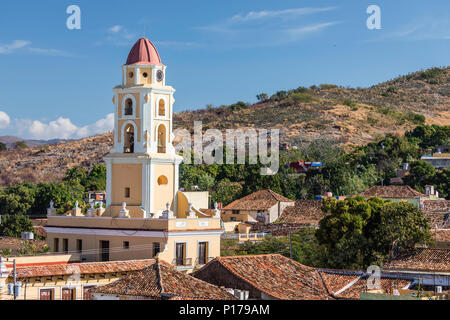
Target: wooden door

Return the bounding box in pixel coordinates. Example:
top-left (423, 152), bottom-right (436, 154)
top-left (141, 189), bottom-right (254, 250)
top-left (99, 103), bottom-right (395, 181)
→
top-left (198, 242), bottom-right (207, 265)
top-left (62, 288), bottom-right (75, 300)
top-left (83, 286), bottom-right (96, 300)
top-left (175, 243), bottom-right (185, 266)
top-left (100, 240), bottom-right (110, 261)
top-left (40, 289), bottom-right (54, 300)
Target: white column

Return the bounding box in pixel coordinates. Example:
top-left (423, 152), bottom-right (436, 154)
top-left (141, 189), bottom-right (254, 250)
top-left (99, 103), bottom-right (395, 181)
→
top-left (173, 162), bottom-right (179, 216)
top-left (134, 67), bottom-right (140, 86)
top-left (142, 161), bottom-right (151, 217)
top-left (106, 159), bottom-right (112, 207)
top-left (149, 161), bottom-right (155, 214)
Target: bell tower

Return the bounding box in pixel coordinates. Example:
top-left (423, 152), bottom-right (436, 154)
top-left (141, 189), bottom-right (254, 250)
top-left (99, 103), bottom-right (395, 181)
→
top-left (104, 38), bottom-right (182, 218)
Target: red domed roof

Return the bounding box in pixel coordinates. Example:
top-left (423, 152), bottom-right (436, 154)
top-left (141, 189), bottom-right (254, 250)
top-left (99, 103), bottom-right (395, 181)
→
top-left (126, 38), bottom-right (162, 66)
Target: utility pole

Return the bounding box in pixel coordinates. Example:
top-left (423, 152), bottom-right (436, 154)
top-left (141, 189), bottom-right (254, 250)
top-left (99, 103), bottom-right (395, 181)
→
top-left (13, 259), bottom-right (16, 300)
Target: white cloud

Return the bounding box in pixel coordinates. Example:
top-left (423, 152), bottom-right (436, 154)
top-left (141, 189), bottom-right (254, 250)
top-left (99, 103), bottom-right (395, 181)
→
top-left (109, 25), bottom-right (123, 33)
top-left (230, 7), bottom-right (336, 23)
top-left (0, 40), bottom-right (72, 57)
top-left (195, 7), bottom-right (339, 47)
top-left (0, 40), bottom-right (31, 54)
top-left (0, 111), bottom-right (11, 129)
top-left (14, 113), bottom-right (114, 140)
top-left (287, 22), bottom-right (339, 36)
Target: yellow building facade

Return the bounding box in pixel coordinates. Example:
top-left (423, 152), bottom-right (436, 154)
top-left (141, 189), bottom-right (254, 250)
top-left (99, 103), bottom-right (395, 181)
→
top-left (45, 38), bottom-right (223, 271)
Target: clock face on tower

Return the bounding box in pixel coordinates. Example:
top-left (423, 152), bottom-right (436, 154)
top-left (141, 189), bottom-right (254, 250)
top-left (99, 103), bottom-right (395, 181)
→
top-left (156, 70), bottom-right (164, 82)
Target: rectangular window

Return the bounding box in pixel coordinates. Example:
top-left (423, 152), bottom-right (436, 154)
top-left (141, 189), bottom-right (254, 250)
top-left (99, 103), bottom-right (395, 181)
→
top-left (153, 242), bottom-right (160, 257)
top-left (232, 210), bottom-right (239, 214)
top-left (175, 243), bottom-right (186, 266)
top-left (54, 238), bottom-right (59, 252)
top-left (76, 239), bottom-right (82, 253)
top-left (230, 217), bottom-right (236, 222)
top-left (62, 288), bottom-right (75, 300)
top-left (124, 187), bottom-right (130, 198)
top-left (100, 240), bottom-right (110, 262)
top-left (40, 288), bottom-right (54, 300)
top-left (123, 241), bottom-right (129, 249)
top-left (63, 239), bottom-right (68, 253)
top-left (198, 242), bottom-right (208, 265)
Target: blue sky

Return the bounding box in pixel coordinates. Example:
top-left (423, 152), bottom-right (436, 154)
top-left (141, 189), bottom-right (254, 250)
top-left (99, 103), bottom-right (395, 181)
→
top-left (0, 0), bottom-right (448, 140)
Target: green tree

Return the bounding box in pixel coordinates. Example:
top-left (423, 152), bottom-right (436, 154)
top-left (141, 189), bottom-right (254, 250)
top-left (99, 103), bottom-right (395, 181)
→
top-left (316, 197), bottom-right (432, 269)
top-left (0, 214), bottom-right (34, 237)
top-left (197, 173), bottom-right (215, 191)
top-left (0, 142), bottom-right (6, 151)
top-left (403, 160), bottom-right (436, 192)
top-left (14, 141), bottom-right (28, 149)
top-left (211, 179), bottom-right (243, 206)
top-left (0, 183), bottom-right (36, 216)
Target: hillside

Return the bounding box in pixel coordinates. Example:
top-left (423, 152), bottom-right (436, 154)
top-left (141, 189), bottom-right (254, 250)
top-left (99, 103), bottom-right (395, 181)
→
top-left (0, 136), bottom-right (68, 149)
top-left (0, 67), bottom-right (448, 187)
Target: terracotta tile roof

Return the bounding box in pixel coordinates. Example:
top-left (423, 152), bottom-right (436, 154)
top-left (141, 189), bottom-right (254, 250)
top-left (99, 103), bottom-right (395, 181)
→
top-left (318, 270), bottom-right (411, 299)
top-left (223, 190), bottom-right (293, 211)
top-left (243, 221), bottom-right (305, 236)
top-left (425, 212), bottom-right (450, 229)
top-left (91, 260), bottom-right (236, 300)
top-left (196, 254), bottom-right (333, 300)
top-left (432, 229), bottom-right (450, 243)
top-left (277, 200), bottom-right (325, 224)
top-left (422, 200), bottom-right (450, 213)
top-left (383, 248), bottom-right (450, 273)
top-left (359, 185), bottom-right (426, 199)
top-left (12, 259), bottom-right (156, 279)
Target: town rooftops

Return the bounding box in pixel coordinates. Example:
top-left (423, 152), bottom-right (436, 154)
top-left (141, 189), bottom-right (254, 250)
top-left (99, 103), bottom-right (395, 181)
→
top-left (277, 200), bottom-right (325, 225)
top-left (11, 259), bottom-right (156, 279)
top-left (91, 259), bottom-right (236, 300)
top-left (223, 190), bottom-right (294, 211)
top-left (422, 200), bottom-right (450, 213)
top-left (194, 254), bottom-right (333, 300)
top-left (318, 269), bottom-right (411, 299)
top-left (383, 248), bottom-right (450, 273)
top-left (359, 185), bottom-right (426, 199)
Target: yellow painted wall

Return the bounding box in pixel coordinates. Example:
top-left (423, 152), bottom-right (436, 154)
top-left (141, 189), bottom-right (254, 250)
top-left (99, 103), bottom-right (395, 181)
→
top-left (153, 164), bottom-right (174, 212)
top-left (1, 273), bottom-right (132, 300)
top-left (47, 233), bottom-right (167, 262)
top-left (111, 163), bottom-right (142, 206)
top-left (138, 67), bottom-right (152, 85)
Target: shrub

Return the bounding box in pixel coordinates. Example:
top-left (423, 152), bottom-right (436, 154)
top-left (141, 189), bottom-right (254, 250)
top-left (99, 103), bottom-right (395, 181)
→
top-left (291, 92), bottom-right (316, 103)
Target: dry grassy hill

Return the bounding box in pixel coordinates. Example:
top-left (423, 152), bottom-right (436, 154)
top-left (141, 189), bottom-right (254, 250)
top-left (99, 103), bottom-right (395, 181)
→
top-left (0, 67), bottom-right (448, 187)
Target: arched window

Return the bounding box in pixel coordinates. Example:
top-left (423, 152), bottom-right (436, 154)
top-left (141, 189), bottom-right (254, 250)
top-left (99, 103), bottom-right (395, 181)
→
top-left (124, 98), bottom-right (133, 116)
top-left (124, 124), bottom-right (135, 153)
top-left (157, 124), bottom-right (166, 153)
top-left (158, 99), bottom-right (165, 117)
top-left (157, 175), bottom-right (168, 185)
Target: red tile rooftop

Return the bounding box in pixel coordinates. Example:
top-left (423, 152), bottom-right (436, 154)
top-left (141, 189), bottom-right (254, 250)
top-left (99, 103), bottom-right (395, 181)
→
top-left (382, 248), bottom-right (450, 273)
top-left (223, 189), bottom-right (293, 211)
top-left (277, 200), bottom-right (325, 224)
top-left (91, 260), bottom-right (236, 300)
top-left (359, 185), bottom-right (426, 198)
top-left (11, 259), bottom-right (156, 279)
top-left (195, 254), bottom-right (334, 300)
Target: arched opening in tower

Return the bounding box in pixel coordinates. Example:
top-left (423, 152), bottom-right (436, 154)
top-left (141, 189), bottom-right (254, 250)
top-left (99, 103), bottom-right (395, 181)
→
top-left (158, 99), bottom-right (165, 116)
top-left (124, 124), bottom-right (135, 153)
top-left (125, 98), bottom-right (133, 116)
top-left (157, 124), bottom-right (166, 153)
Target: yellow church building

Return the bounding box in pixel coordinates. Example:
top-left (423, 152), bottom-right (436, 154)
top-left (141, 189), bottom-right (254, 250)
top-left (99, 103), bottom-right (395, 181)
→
top-left (45, 38), bottom-right (223, 271)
